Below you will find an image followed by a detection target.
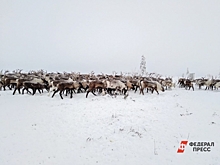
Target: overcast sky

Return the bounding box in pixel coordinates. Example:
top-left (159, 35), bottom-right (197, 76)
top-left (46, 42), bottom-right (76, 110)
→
top-left (1, 0), bottom-right (220, 77)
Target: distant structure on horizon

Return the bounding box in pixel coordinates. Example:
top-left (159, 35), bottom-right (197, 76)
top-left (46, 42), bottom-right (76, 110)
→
top-left (183, 68), bottom-right (195, 80)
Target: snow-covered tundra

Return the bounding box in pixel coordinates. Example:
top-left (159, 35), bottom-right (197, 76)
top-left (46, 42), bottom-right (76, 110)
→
top-left (0, 86), bottom-right (219, 165)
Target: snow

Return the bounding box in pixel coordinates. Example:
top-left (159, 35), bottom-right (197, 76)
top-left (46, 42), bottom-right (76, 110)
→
top-left (0, 87), bottom-right (219, 165)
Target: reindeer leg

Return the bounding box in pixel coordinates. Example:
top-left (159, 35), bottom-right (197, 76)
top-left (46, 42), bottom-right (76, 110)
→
top-left (52, 89), bottom-right (59, 98)
top-left (151, 88), bottom-right (154, 94)
top-left (32, 89), bottom-right (36, 95)
top-left (27, 88), bottom-right (32, 94)
top-left (3, 85), bottom-right (6, 91)
top-left (92, 90), bottom-right (96, 96)
top-left (77, 88), bottom-right (82, 93)
top-left (59, 90), bottom-right (63, 99)
top-left (107, 88), bottom-right (112, 95)
top-left (110, 88), bottom-right (114, 95)
top-left (13, 88), bottom-right (17, 95)
top-left (64, 89), bottom-right (67, 95)
top-left (22, 88), bottom-right (25, 94)
top-left (106, 88), bottom-right (110, 95)
top-left (84, 86), bottom-right (89, 92)
top-left (155, 88), bottom-right (159, 94)
top-left (26, 88), bottom-right (29, 94)
top-left (8, 85), bottom-right (12, 90)
top-left (18, 87), bottom-right (21, 94)
top-left (134, 86), bottom-right (138, 93)
top-left (86, 91), bottom-right (90, 98)
top-left (70, 90), bottom-right (73, 98)
top-left (147, 88), bottom-right (150, 93)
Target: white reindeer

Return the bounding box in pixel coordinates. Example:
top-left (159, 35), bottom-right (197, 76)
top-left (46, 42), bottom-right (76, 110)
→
top-left (214, 82), bottom-right (220, 90)
top-left (106, 79), bottom-right (127, 95)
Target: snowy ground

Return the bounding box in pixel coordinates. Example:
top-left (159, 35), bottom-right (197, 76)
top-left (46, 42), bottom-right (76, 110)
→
top-left (0, 86), bottom-right (219, 165)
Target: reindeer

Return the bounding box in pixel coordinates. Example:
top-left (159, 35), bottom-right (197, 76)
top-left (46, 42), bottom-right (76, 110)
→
top-left (22, 82), bottom-right (48, 95)
top-left (51, 81), bottom-right (81, 99)
top-left (204, 79), bottom-right (214, 90)
top-left (78, 80), bottom-right (89, 92)
top-left (2, 76), bottom-right (18, 90)
top-left (86, 80), bottom-right (107, 98)
top-left (131, 79), bottom-right (141, 93)
top-left (13, 77), bottom-right (30, 95)
top-left (161, 78), bottom-right (173, 90)
top-left (140, 80), bottom-right (165, 95)
top-left (13, 77), bottom-right (49, 95)
top-left (214, 81), bottom-right (220, 90)
top-left (125, 80), bottom-right (135, 91)
top-left (48, 77), bottom-right (73, 96)
top-left (195, 78), bottom-right (207, 89)
top-left (105, 79), bottom-right (127, 95)
top-left (178, 78), bottom-right (186, 88)
top-left (184, 79), bottom-right (194, 91)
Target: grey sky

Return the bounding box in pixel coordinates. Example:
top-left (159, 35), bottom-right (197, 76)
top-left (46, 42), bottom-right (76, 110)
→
top-left (1, 0), bottom-right (220, 77)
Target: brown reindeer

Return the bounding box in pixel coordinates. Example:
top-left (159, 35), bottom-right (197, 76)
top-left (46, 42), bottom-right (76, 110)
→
top-left (178, 78), bottom-right (186, 88)
top-left (86, 80), bottom-right (107, 98)
top-left (22, 82), bottom-right (48, 95)
top-left (48, 77), bottom-right (73, 96)
top-left (2, 76), bottom-right (17, 90)
top-left (13, 78), bottom-right (30, 95)
top-left (185, 79), bottom-right (194, 91)
top-left (51, 81), bottom-right (81, 99)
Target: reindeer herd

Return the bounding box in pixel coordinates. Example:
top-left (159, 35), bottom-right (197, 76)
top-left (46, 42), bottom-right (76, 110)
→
top-left (0, 70), bottom-right (219, 99)
top-left (178, 77), bottom-right (220, 91)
